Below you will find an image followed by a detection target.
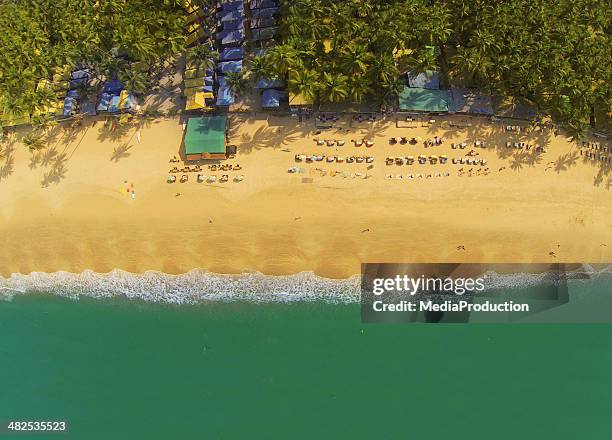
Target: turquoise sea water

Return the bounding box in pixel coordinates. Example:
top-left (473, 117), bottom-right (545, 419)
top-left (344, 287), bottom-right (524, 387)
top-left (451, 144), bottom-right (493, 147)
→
top-left (1, 292), bottom-right (612, 439)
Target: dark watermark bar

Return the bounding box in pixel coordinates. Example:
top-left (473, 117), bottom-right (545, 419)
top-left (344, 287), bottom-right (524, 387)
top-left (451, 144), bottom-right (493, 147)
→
top-left (361, 263), bottom-right (612, 323)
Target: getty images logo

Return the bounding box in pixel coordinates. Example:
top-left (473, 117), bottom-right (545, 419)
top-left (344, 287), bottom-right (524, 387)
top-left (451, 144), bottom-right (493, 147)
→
top-left (372, 275), bottom-right (487, 296)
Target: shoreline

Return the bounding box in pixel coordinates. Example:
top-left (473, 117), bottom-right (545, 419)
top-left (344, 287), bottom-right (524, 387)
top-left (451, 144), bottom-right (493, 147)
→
top-left (1, 115), bottom-right (611, 278)
top-left (2, 265), bottom-right (610, 306)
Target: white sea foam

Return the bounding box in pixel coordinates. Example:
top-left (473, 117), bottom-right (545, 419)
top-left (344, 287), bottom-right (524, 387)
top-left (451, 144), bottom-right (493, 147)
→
top-left (0, 270), bottom-right (361, 304)
top-left (0, 265), bottom-right (609, 304)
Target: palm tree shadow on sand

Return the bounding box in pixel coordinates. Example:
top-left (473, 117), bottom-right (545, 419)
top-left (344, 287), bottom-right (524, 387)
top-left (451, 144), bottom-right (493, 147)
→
top-left (553, 151), bottom-right (579, 173)
top-left (111, 143), bottom-right (133, 162)
top-left (40, 156), bottom-right (68, 188)
top-left (0, 154), bottom-right (15, 181)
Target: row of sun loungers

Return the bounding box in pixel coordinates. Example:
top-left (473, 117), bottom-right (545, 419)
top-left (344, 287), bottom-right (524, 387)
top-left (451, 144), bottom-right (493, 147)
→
top-left (316, 170), bottom-right (368, 178)
top-left (451, 141), bottom-right (487, 149)
top-left (317, 114), bottom-right (339, 123)
top-left (505, 125), bottom-right (524, 133)
top-left (315, 139), bottom-right (346, 146)
top-left (581, 150), bottom-right (610, 163)
top-left (209, 164), bottom-right (241, 171)
top-left (386, 172), bottom-right (450, 179)
top-left (169, 164), bottom-right (242, 173)
top-left (390, 137), bottom-right (444, 147)
top-left (390, 137), bottom-right (419, 145)
top-left (582, 142), bottom-right (611, 153)
top-left (505, 142), bottom-right (546, 152)
top-left (314, 139), bottom-right (376, 147)
top-left (386, 155), bottom-right (449, 165)
top-left (452, 157), bottom-right (488, 165)
top-left (167, 174), bottom-right (244, 183)
top-left (295, 154), bottom-right (374, 163)
top-left (354, 114), bottom-right (376, 122)
top-left (170, 165), bottom-right (241, 174)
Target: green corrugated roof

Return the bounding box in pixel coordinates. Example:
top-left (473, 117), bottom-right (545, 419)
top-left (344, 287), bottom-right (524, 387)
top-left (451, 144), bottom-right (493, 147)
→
top-left (398, 87), bottom-right (449, 112)
top-left (184, 116), bottom-right (227, 154)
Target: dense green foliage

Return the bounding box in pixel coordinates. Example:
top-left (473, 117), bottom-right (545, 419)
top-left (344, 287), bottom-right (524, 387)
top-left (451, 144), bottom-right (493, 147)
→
top-left (0, 0), bottom-right (186, 116)
top-left (263, 0), bottom-right (610, 132)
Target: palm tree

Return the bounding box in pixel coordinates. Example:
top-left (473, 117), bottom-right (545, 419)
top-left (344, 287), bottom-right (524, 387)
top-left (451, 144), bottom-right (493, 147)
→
top-left (347, 75), bottom-right (370, 104)
top-left (187, 44), bottom-right (218, 71)
top-left (267, 45), bottom-right (298, 77)
top-left (119, 67), bottom-right (149, 94)
top-left (320, 72), bottom-right (348, 103)
top-left (30, 114), bottom-right (57, 132)
top-left (338, 42), bottom-right (371, 76)
top-left (224, 72), bottom-right (248, 97)
top-left (288, 69), bottom-right (319, 103)
top-left (248, 55), bottom-right (274, 83)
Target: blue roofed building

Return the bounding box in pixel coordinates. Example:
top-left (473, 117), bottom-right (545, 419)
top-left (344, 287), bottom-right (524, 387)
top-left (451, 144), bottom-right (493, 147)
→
top-left (407, 70), bottom-right (441, 90)
top-left (219, 47), bottom-right (244, 62)
top-left (254, 77), bottom-right (286, 89)
top-left (217, 60), bottom-right (243, 74)
top-left (250, 7), bottom-right (278, 18)
top-left (250, 0), bottom-right (277, 9)
top-left (261, 89), bottom-right (287, 108)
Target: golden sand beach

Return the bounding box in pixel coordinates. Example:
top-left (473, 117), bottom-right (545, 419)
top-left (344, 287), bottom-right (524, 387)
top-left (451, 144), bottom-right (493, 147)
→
top-left (0, 114), bottom-right (610, 278)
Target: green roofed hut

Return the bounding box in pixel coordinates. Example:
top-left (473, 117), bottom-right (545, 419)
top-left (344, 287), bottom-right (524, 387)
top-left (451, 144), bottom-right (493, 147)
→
top-left (184, 115), bottom-right (228, 160)
top-left (398, 87), bottom-right (450, 113)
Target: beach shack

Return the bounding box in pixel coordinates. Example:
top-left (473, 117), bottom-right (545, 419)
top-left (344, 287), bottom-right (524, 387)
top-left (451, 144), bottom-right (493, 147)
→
top-left (398, 87), bottom-right (450, 113)
top-left (184, 115), bottom-right (228, 161)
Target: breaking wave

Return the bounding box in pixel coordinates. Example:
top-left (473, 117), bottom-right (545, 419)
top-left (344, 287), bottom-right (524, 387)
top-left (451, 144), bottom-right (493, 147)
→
top-left (0, 270), bottom-right (361, 304)
top-left (0, 264), bottom-right (609, 304)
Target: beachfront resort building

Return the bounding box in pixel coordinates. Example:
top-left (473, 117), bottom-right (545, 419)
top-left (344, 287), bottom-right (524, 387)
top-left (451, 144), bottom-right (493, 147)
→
top-left (183, 115), bottom-right (228, 161)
